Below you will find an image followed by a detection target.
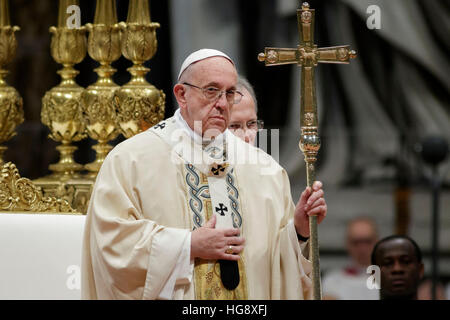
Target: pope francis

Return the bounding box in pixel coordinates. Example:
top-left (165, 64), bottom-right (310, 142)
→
top-left (81, 49), bottom-right (327, 300)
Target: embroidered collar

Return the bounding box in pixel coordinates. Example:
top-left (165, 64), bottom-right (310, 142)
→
top-left (152, 113), bottom-right (235, 177)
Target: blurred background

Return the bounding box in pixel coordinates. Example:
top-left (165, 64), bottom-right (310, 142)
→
top-left (3, 0), bottom-right (449, 298)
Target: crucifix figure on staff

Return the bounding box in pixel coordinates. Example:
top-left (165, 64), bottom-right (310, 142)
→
top-left (258, 2), bottom-right (357, 299)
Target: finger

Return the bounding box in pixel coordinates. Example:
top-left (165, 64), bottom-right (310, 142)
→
top-left (226, 236), bottom-right (245, 246)
top-left (228, 245), bottom-right (244, 254)
top-left (220, 251), bottom-right (241, 261)
top-left (312, 181), bottom-right (323, 191)
top-left (308, 197), bottom-right (325, 210)
top-left (224, 228), bottom-right (240, 237)
top-left (306, 205), bottom-right (327, 217)
top-left (204, 215), bottom-right (217, 228)
top-left (306, 189), bottom-right (324, 208)
top-left (299, 187), bottom-right (312, 206)
top-left (305, 187), bottom-right (312, 196)
top-left (317, 205), bottom-right (327, 223)
top-left (220, 245), bottom-right (244, 260)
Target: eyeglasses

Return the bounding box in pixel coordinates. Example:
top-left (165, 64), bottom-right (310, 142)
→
top-left (228, 120), bottom-right (264, 132)
top-left (183, 82), bottom-right (244, 104)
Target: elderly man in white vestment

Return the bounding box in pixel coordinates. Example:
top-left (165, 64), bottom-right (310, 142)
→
top-left (81, 49), bottom-right (328, 300)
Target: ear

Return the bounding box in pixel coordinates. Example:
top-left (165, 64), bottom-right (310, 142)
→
top-left (173, 83), bottom-right (187, 109)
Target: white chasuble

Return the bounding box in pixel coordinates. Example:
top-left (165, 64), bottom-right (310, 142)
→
top-left (81, 115), bottom-right (313, 300)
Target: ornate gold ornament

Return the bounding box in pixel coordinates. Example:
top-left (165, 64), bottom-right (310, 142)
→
top-left (81, 0), bottom-right (122, 176)
top-left (0, 0), bottom-right (23, 166)
top-left (0, 162), bottom-right (78, 213)
top-left (258, 2), bottom-right (357, 299)
top-left (33, 175), bottom-right (92, 214)
top-left (304, 112), bottom-right (314, 126)
top-left (114, 0), bottom-right (165, 139)
top-left (41, 0), bottom-right (87, 177)
top-left (34, 0), bottom-right (94, 214)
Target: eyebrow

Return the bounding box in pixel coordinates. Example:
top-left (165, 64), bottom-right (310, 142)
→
top-left (381, 253), bottom-right (413, 260)
top-left (229, 119), bottom-right (257, 124)
top-left (203, 81), bottom-right (236, 90)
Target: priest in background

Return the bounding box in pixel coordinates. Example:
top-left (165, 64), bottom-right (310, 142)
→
top-left (228, 76), bottom-right (262, 146)
top-left (322, 217), bottom-right (379, 300)
top-left (82, 49), bottom-right (327, 300)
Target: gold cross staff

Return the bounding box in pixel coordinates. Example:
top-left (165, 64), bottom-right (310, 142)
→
top-left (258, 2), bottom-right (356, 300)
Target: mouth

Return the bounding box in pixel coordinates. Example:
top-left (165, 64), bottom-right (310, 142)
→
top-left (391, 279), bottom-right (406, 288)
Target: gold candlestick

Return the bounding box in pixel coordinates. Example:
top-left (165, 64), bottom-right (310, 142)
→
top-left (0, 0), bottom-right (23, 166)
top-left (81, 0), bottom-right (121, 176)
top-left (34, 0), bottom-right (95, 214)
top-left (114, 0), bottom-right (165, 138)
top-left (41, 0), bottom-right (87, 177)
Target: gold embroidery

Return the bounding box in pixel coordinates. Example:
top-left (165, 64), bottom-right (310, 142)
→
top-left (200, 172), bottom-right (209, 185)
top-left (205, 199), bottom-right (213, 219)
top-left (194, 254), bottom-right (248, 300)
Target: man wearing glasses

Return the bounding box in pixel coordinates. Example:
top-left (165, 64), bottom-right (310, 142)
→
top-left (82, 49), bottom-right (327, 300)
top-left (228, 76), bottom-right (263, 146)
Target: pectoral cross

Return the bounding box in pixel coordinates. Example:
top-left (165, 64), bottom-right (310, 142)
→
top-left (258, 2), bottom-right (357, 300)
top-left (215, 203), bottom-right (228, 216)
top-left (211, 164), bottom-right (226, 176)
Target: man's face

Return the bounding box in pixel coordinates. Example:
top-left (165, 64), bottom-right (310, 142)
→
top-left (346, 220), bottom-right (378, 267)
top-left (229, 87), bottom-right (258, 145)
top-left (376, 239), bottom-right (424, 299)
top-left (175, 57), bottom-right (237, 139)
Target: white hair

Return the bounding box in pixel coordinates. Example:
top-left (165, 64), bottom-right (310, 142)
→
top-left (237, 75), bottom-right (258, 113)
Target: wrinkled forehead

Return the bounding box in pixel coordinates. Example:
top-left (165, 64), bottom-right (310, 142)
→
top-left (230, 105), bottom-right (257, 123)
top-left (186, 57), bottom-right (237, 83)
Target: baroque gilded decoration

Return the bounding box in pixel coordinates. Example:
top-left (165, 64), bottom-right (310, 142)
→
top-left (41, 0), bottom-right (87, 177)
top-left (114, 0), bottom-right (165, 138)
top-left (33, 0), bottom-right (93, 214)
top-left (32, 176), bottom-right (93, 214)
top-left (81, 0), bottom-right (121, 176)
top-left (2, 0), bottom-right (167, 214)
top-left (0, 162), bottom-right (78, 213)
top-left (0, 0), bottom-right (23, 166)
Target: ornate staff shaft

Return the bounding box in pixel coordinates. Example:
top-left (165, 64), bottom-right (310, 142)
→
top-left (298, 6), bottom-right (321, 298)
top-left (258, 2), bottom-right (356, 299)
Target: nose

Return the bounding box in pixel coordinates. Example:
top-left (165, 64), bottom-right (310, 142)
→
top-left (214, 92), bottom-right (229, 110)
top-left (391, 260), bottom-right (404, 274)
